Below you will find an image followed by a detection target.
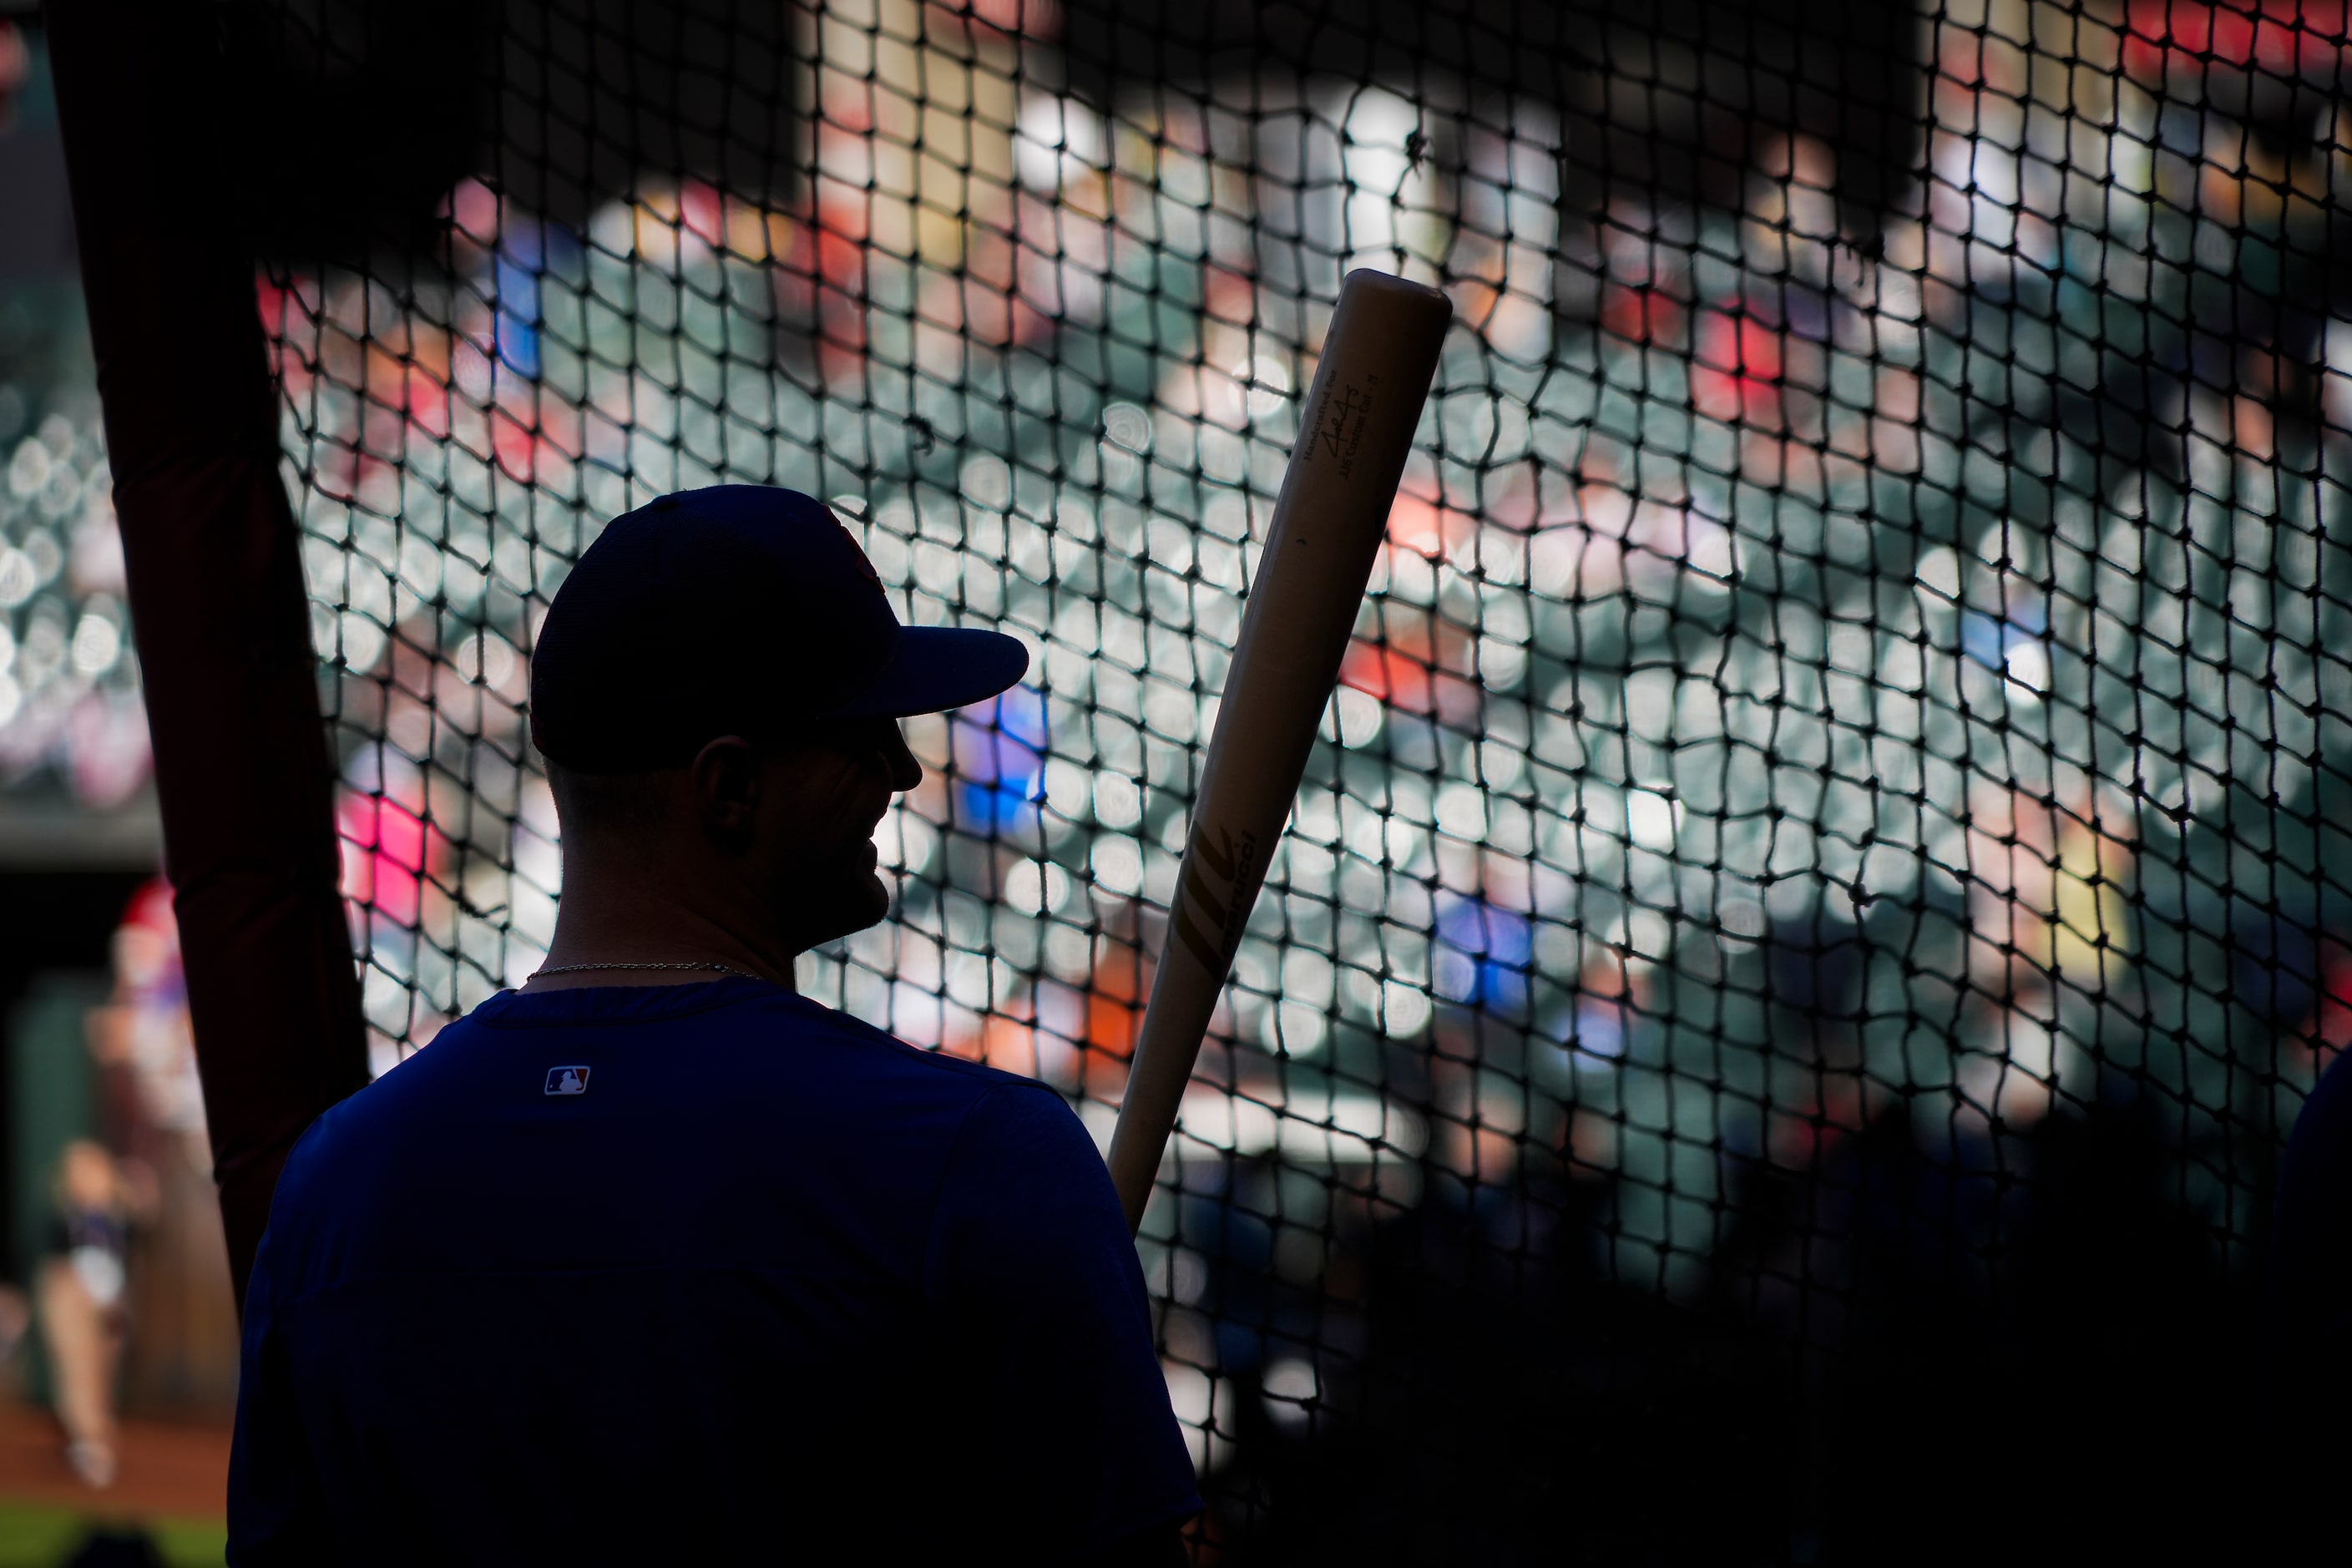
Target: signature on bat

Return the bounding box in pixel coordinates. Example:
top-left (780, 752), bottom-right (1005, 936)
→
top-left (1303, 377), bottom-right (1377, 480)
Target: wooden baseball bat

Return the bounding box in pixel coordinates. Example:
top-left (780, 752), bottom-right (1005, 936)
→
top-left (1105, 269), bottom-right (1453, 1232)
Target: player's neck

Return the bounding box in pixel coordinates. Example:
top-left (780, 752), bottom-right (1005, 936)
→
top-left (524, 870), bottom-right (799, 994)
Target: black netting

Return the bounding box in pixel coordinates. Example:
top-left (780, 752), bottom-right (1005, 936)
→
top-left (26, 0), bottom-right (2352, 1556)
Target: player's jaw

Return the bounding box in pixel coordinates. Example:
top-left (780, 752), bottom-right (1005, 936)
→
top-left (763, 717), bottom-right (919, 951)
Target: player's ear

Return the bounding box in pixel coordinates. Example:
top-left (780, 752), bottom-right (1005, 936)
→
top-left (687, 736), bottom-right (762, 839)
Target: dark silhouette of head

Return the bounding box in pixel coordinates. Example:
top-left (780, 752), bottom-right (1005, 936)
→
top-left (528, 487), bottom-right (1024, 979)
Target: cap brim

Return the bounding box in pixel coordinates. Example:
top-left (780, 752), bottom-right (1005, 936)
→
top-left (828, 626), bottom-right (1031, 717)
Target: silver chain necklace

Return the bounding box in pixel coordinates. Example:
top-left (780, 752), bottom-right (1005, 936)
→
top-left (529, 959), bottom-right (766, 983)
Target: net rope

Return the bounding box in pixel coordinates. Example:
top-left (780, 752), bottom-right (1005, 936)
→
top-left (22, 0), bottom-right (2350, 1555)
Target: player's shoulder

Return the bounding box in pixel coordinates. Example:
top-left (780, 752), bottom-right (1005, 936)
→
top-left (657, 988), bottom-right (1096, 1166)
top-left (788, 997), bottom-right (1055, 1095)
top-left (792, 1004), bottom-right (1099, 1163)
top-left (773, 1004), bottom-right (1096, 1164)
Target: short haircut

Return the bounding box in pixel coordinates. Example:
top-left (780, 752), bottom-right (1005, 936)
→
top-left (544, 758), bottom-right (676, 842)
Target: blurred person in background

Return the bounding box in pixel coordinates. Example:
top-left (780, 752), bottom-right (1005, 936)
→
top-left (38, 1138), bottom-right (154, 1488)
top-left (1960, 782), bottom-right (2132, 1127)
top-left (87, 883), bottom-right (201, 1137)
top-left (0, 1286), bottom-right (27, 1395)
top-left (84, 880), bottom-right (240, 1416)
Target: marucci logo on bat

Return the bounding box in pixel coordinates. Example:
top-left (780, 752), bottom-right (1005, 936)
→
top-left (1171, 823), bottom-right (1263, 973)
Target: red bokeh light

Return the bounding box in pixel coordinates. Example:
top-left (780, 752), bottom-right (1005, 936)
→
top-left (2122, 0), bottom-right (2349, 83)
top-left (1691, 305), bottom-right (1786, 429)
top-left (337, 791), bottom-right (453, 929)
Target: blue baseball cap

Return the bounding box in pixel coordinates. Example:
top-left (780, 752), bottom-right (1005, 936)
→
top-left (529, 485), bottom-right (1029, 771)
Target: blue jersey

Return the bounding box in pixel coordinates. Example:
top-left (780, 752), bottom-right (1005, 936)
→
top-left (228, 979), bottom-right (1200, 1565)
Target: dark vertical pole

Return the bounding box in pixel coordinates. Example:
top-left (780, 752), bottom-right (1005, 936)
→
top-left (43, 0), bottom-right (372, 1312)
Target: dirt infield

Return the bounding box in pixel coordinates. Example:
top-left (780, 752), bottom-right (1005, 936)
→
top-left (0, 1399), bottom-right (225, 1524)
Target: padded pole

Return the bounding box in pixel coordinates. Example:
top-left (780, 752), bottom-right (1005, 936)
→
top-left (43, 0), bottom-right (371, 1313)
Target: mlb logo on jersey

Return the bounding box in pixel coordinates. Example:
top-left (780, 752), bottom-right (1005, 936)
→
top-left (545, 1065), bottom-right (591, 1096)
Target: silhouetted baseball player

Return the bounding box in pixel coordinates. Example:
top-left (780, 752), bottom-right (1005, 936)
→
top-left (229, 487), bottom-right (1198, 1565)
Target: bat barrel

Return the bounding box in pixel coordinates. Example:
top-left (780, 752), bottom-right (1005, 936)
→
top-left (1107, 270), bottom-right (1453, 1232)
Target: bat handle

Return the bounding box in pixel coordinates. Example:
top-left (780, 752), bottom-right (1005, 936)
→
top-left (1107, 995), bottom-right (1195, 1232)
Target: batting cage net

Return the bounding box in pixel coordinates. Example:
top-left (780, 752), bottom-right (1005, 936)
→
top-left (59, 0), bottom-right (2349, 1556)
